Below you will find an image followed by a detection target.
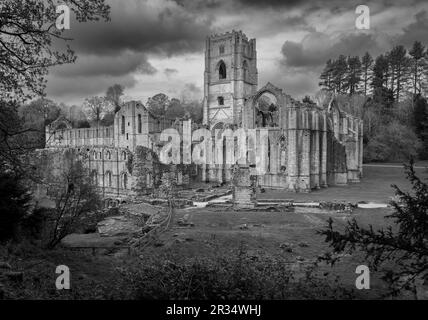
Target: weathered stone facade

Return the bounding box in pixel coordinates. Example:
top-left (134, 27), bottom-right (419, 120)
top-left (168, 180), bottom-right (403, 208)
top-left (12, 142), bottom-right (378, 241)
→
top-left (44, 30), bottom-right (363, 198)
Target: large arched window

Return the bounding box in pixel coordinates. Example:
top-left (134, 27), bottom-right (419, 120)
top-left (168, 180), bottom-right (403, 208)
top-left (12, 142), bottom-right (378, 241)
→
top-left (123, 173), bottom-right (128, 189)
top-left (138, 114), bottom-right (142, 133)
top-left (218, 60), bottom-right (226, 80)
top-left (121, 116), bottom-right (125, 134)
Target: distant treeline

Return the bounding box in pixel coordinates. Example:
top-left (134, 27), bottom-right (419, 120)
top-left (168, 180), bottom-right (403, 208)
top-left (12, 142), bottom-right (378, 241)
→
top-left (318, 41), bottom-right (428, 162)
top-left (319, 41), bottom-right (427, 101)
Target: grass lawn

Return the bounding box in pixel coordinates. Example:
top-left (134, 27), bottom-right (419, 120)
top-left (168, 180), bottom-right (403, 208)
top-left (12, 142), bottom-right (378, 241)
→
top-left (258, 163), bottom-right (428, 203)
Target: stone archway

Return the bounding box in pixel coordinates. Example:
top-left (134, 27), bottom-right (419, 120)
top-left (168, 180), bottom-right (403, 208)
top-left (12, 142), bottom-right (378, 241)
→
top-left (243, 82), bottom-right (287, 129)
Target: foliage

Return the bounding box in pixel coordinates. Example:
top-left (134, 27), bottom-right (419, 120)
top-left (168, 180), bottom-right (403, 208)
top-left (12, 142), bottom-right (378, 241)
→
top-left (319, 161), bottom-right (428, 295)
top-left (413, 94), bottom-right (428, 159)
top-left (319, 41), bottom-right (427, 102)
top-left (106, 84), bottom-right (124, 112)
top-left (0, 0), bottom-right (110, 102)
top-left (146, 93), bottom-right (170, 117)
top-left (43, 151), bottom-right (101, 248)
top-left (82, 96), bottom-right (115, 126)
top-left (364, 120), bottom-right (421, 162)
top-left (0, 171), bottom-right (32, 242)
top-left (120, 246), bottom-right (356, 300)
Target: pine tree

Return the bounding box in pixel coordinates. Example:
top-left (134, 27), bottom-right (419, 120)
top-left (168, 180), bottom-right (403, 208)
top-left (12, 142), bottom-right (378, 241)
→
top-left (361, 52), bottom-right (373, 96)
top-left (332, 55), bottom-right (348, 94)
top-left (319, 59), bottom-right (335, 91)
top-left (345, 56), bottom-right (362, 94)
top-left (389, 45), bottom-right (411, 101)
top-left (409, 41), bottom-right (426, 97)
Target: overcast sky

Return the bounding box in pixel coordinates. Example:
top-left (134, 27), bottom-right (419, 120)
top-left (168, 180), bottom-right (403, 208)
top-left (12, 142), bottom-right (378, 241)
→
top-left (46, 0), bottom-right (428, 106)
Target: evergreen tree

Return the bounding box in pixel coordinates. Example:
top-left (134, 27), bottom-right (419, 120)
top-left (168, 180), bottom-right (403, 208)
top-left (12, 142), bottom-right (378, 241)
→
top-left (345, 56), bottom-right (362, 94)
top-left (361, 52), bottom-right (374, 96)
top-left (413, 94), bottom-right (428, 159)
top-left (332, 55), bottom-right (348, 94)
top-left (389, 45), bottom-right (411, 101)
top-left (319, 161), bottom-right (428, 296)
top-left (409, 41), bottom-right (426, 96)
top-left (319, 59), bottom-right (335, 91)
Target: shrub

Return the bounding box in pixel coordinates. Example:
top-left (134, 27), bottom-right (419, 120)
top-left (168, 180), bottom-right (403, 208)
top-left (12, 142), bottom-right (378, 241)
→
top-left (364, 120), bottom-right (421, 162)
top-left (120, 246), bottom-right (356, 300)
top-left (0, 171), bottom-right (32, 242)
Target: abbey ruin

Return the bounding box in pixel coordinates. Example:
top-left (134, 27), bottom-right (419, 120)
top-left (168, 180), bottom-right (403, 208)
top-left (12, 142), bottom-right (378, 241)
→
top-left (44, 30), bottom-right (363, 201)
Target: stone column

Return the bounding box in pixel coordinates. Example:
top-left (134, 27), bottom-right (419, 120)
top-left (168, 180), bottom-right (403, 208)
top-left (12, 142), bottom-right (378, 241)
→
top-left (287, 108), bottom-right (298, 191)
top-left (298, 109), bottom-right (310, 192)
top-left (310, 110), bottom-right (320, 189)
top-left (320, 112), bottom-right (328, 188)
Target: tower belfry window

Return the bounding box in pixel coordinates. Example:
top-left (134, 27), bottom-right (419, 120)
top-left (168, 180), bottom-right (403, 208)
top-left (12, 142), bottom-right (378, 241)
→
top-left (218, 61), bottom-right (226, 80)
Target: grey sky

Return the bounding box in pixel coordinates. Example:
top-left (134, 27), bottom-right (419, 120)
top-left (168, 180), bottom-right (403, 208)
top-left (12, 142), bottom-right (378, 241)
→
top-left (46, 0), bottom-right (428, 105)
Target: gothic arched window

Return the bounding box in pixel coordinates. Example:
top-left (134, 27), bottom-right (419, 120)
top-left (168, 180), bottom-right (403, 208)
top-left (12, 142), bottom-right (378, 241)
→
top-left (138, 114), bottom-right (142, 133)
top-left (218, 61), bottom-right (226, 80)
top-left (106, 171), bottom-right (112, 187)
top-left (121, 116), bottom-right (125, 134)
top-left (123, 173), bottom-right (128, 189)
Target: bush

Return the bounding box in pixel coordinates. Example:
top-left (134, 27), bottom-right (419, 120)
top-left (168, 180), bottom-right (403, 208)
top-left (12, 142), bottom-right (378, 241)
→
top-left (120, 246), bottom-right (356, 300)
top-left (364, 120), bottom-right (421, 162)
top-left (0, 172), bottom-right (32, 242)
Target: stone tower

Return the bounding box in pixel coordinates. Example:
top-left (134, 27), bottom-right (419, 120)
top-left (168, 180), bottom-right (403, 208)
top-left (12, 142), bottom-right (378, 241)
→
top-left (203, 30), bottom-right (258, 128)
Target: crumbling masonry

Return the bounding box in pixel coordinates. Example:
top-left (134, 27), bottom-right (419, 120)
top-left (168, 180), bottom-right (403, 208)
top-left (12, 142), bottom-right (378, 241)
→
top-left (44, 30), bottom-right (363, 200)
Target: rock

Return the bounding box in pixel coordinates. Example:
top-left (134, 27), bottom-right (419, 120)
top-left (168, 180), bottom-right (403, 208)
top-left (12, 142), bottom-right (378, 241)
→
top-left (184, 237), bottom-right (194, 242)
top-left (196, 188), bottom-right (205, 193)
top-left (296, 256), bottom-right (305, 262)
top-left (298, 242), bottom-right (309, 247)
top-left (0, 262), bottom-right (12, 270)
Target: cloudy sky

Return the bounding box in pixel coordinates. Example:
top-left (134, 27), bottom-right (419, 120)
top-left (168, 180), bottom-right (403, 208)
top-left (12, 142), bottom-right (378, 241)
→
top-left (46, 0), bottom-right (428, 106)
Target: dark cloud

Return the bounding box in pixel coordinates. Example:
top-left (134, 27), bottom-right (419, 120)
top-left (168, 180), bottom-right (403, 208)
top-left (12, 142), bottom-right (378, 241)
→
top-left (394, 10), bottom-right (428, 47)
top-left (51, 52), bottom-right (156, 77)
top-left (281, 31), bottom-right (382, 68)
top-left (65, 0), bottom-right (214, 57)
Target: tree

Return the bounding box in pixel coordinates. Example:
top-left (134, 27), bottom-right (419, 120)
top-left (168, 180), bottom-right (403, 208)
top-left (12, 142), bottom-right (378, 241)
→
top-left (44, 150), bottom-right (101, 248)
top-left (0, 170), bottom-right (32, 242)
top-left (409, 41), bottom-right (426, 96)
top-left (0, 0), bottom-right (110, 102)
top-left (82, 96), bottom-right (115, 126)
top-left (146, 93), bottom-right (170, 117)
top-left (361, 52), bottom-right (373, 96)
top-left (372, 54), bottom-right (394, 112)
top-left (319, 161), bottom-right (428, 296)
top-left (106, 84), bottom-right (124, 112)
top-left (319, 59), bottom-right (335, 91)
top-left (345, 56), bottom-right (362, 94)
top-left (165, 98), bottom-right (186, 119)
top-left (332, 55), bottom-right (348, 94)
top-left (388, 45), bottom-right (411, 101)
top-left (413, 94), bottom-right (428, 159)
